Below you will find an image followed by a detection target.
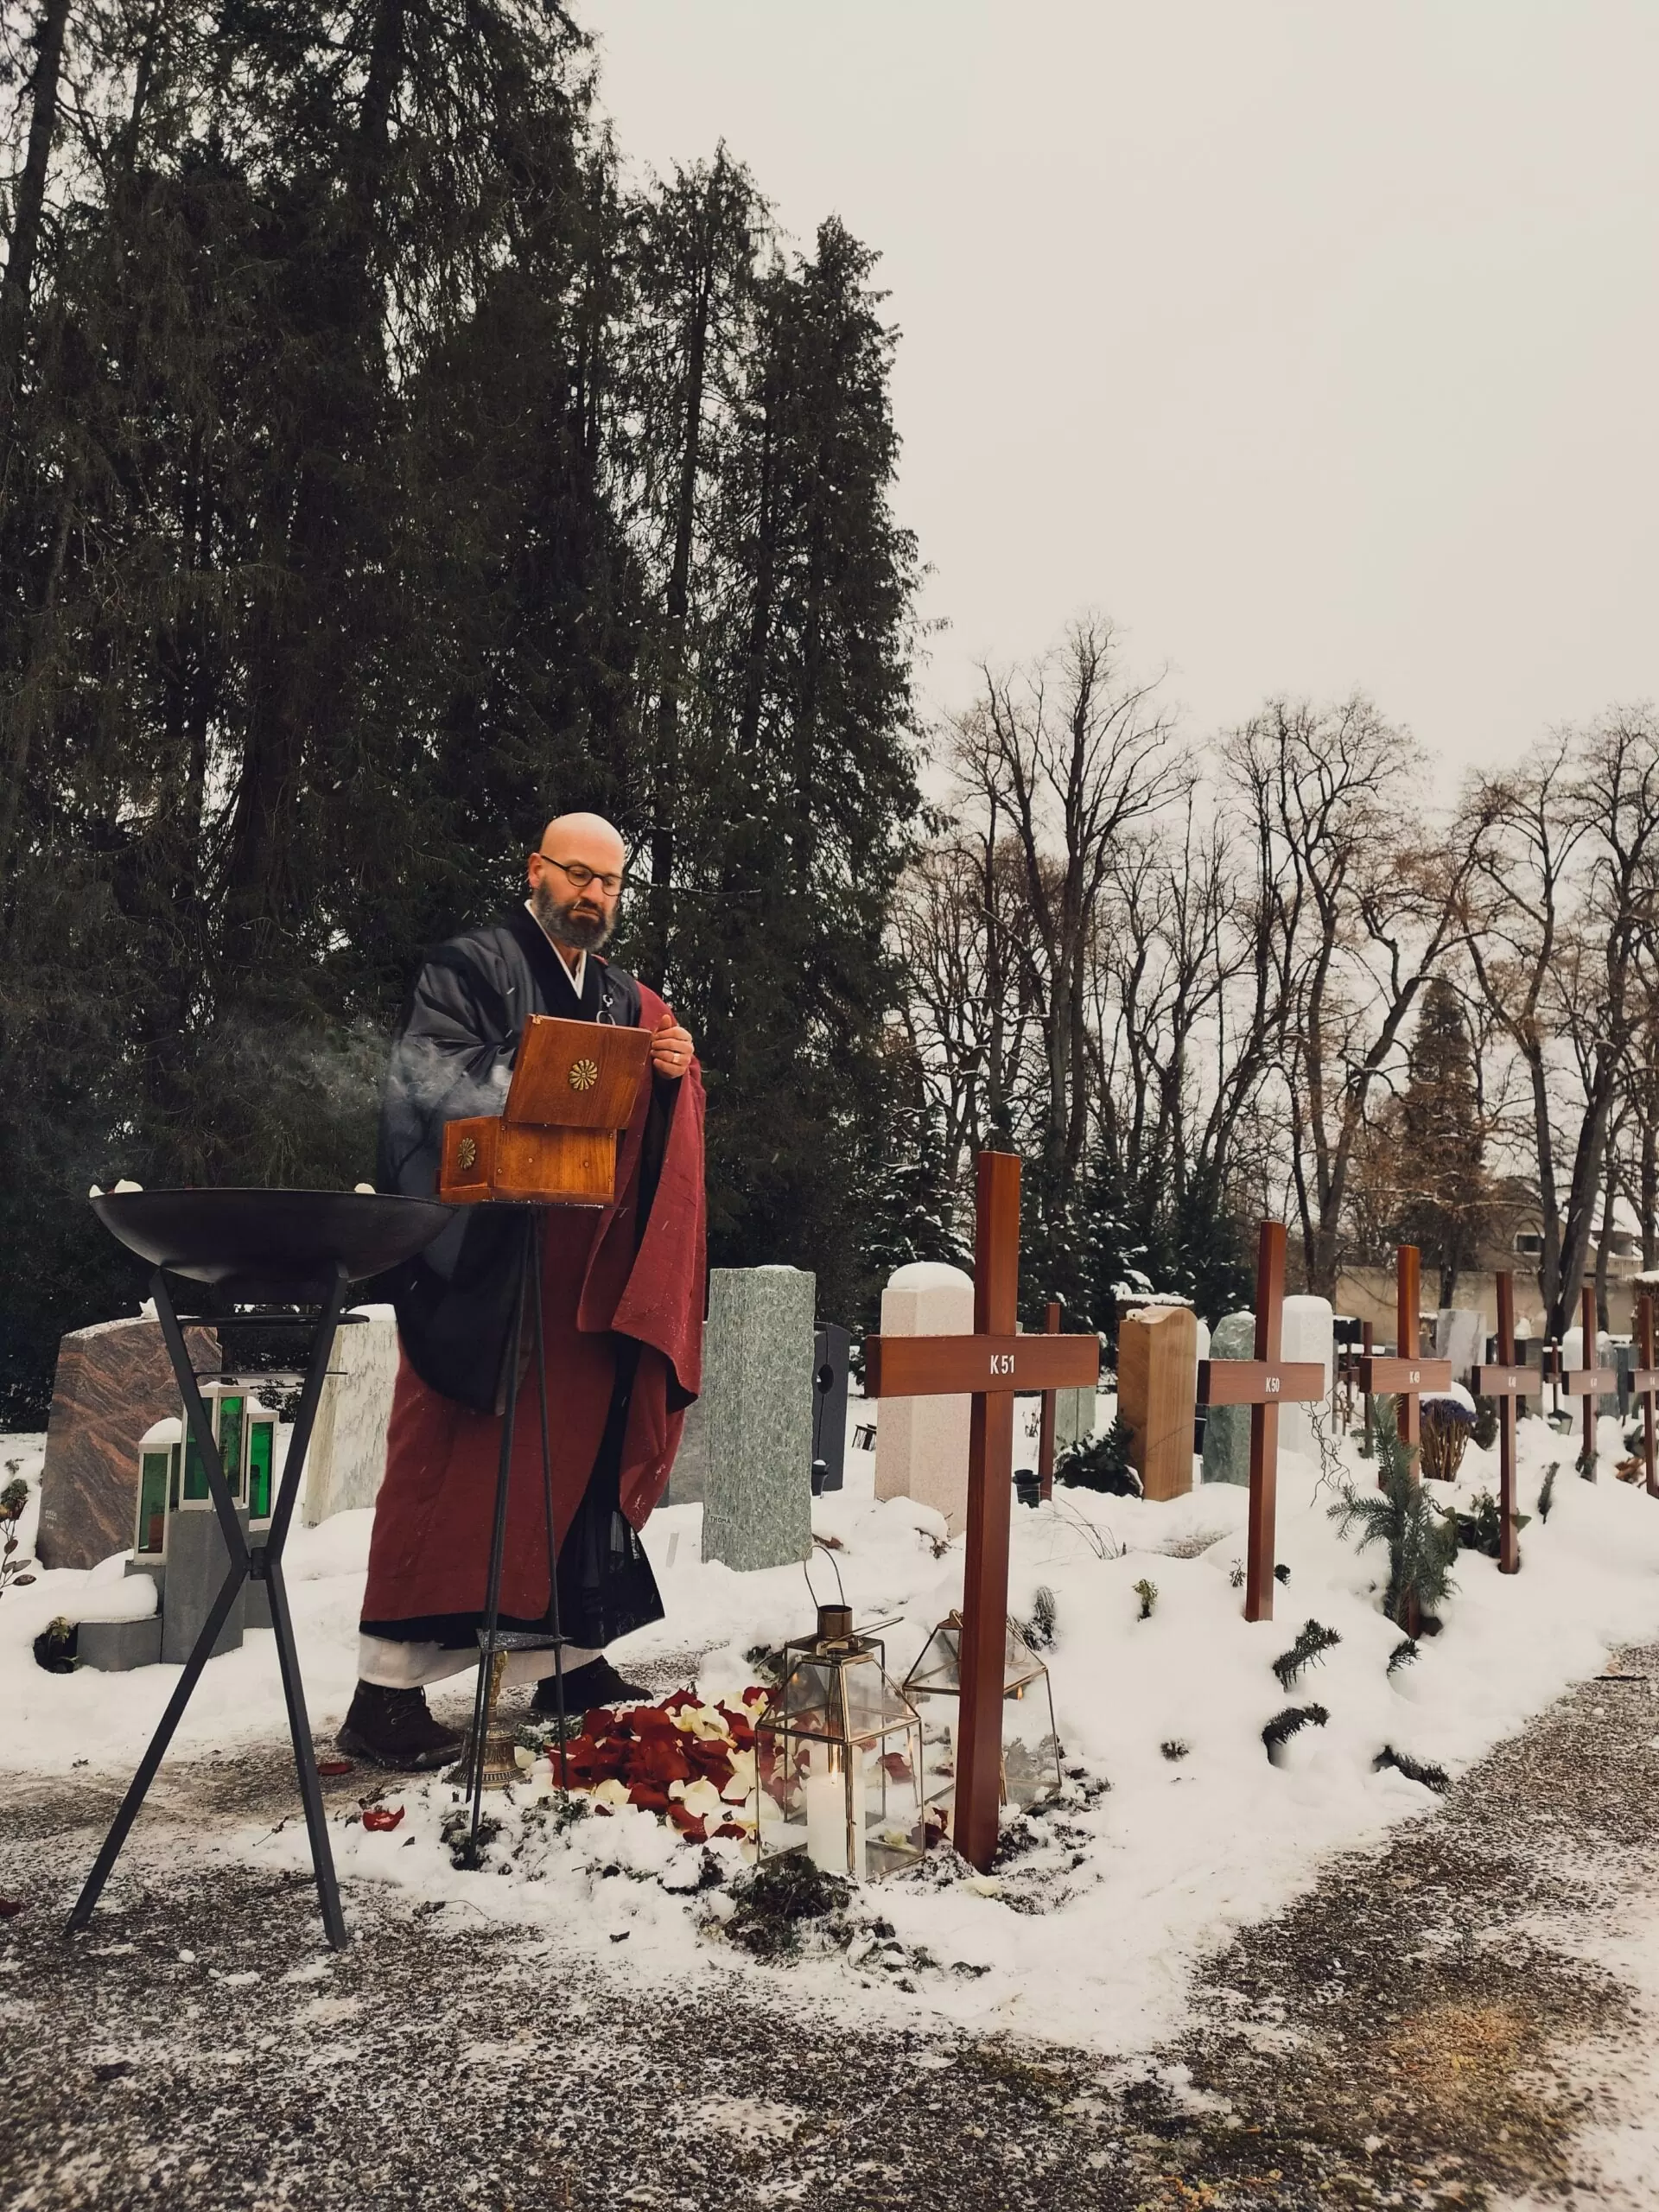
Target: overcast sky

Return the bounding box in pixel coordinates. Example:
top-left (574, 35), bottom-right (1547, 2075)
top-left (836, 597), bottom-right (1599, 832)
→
top-left (596, 3), bottom-right (1657, 785)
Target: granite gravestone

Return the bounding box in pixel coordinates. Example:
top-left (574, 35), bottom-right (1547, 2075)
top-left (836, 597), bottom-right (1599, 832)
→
top-left (1561, 1325), bottom-right (1620, 1416)
top-left (302, 1305), bottom-right (399, 1525)
top-left (37, 1316), bottom-right (219, 1570)
top-left (699, 1267), bottom-right (816, 1573)
top-left (874, 1262), bottom-right (976, 1535)
top-left (1278, 1294), bottom-right (1334, 1459)
top-left (1434, 1307), bottom-right (1487, 1387)
top-left (1201, 1309), bottom-right (1255, 1484)
top-left (1117, 1305), bottom-right (1198, 1500)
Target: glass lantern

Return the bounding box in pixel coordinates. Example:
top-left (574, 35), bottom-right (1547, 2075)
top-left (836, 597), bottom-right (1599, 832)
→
top-left (753, 1605), bottom-right (926, 1881)
top-left (902, 1612), bottom-right (1064, 1836)
top-left (133, 1416), bottom-right (182, 1560)
top-left (245, 1395), bottom-right (277, 1531)
top-left (179, 1382), bottom-right (247, 1509)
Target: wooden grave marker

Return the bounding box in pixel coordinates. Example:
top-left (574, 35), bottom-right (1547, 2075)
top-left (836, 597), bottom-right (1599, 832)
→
top-left (1359, 1244), bottom-right (1452, 1480)
top-left (1471, 1269), bottom-right (1529, 1574)
top-left (1195, 1221), bottom-right (1325, 1624)
top-left (1562, 1285), bottom-right (1619, 1479)
top-left (1632, 1294), bottom-right (1659, 1499)
top-left (861, 1152), bottom-right (1100, 1871)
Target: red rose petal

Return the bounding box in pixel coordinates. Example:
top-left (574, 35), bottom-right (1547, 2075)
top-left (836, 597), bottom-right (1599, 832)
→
top-left (361, 1806), bottom-right (405, 1833)
top-left (317, 1759), bottom-right (353, 1778)
top-left (667, 1804), bottom-right (708, 1840)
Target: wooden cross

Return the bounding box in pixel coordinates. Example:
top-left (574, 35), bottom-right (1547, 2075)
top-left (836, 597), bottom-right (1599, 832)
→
top-left (1358, 1244), bottom-right (1451, 1478)
top-left (861, 1152), bottom-right (1100, 1872)
top-left (1471, 1269), bottom-right (1528, 1574)
top-left (1563, 1285), bottom-right (1619, 1478)
top-left (1195, 1221), bottom-right (1325, 1624)
top-left (1036, 1300), bottom-right (1062, 1503)
top-left (1632, 1294), bottom-right (1659, 1500)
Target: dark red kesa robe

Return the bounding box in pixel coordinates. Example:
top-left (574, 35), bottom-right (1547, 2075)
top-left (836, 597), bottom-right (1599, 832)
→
top-left (361, 971), bottom-right (705, 1629)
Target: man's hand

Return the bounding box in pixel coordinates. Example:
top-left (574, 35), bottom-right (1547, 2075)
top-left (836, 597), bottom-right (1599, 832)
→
top-left (650, 1012), bottom-right (695, 1079)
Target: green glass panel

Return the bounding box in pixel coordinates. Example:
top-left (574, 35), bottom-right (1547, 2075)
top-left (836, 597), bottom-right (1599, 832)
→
top-left (217, 1396), bottom-right (245, 1501)
top-left (136, 1453), bottom-right (168, 1555)
top-left (169, 1443), bottom-right (180, 1510)
top-left (182, 1433), bottom-right (208, 1501)
top-left (248, 1423), bottom-right (274, 1522)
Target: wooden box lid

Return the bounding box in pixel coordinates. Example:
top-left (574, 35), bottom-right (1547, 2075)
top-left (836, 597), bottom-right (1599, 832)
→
top-left (502, 1015), bottom-right (652, 1132)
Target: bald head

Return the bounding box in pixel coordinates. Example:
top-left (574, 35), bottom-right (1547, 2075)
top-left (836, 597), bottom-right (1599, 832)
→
top-left (527, 812), bottom-right (626, 955)
top-left (540, 811), bottom-right (625, 869)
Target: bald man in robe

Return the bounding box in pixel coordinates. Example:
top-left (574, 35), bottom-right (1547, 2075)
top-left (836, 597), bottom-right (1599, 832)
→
top-left (340, 814), bottom-right (706, 1770)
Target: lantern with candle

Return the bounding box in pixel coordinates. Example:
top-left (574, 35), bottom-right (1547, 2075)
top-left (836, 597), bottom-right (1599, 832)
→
top-left (752, 1605), bottom-right (926, 1881)
top-left (902, 1612), bottom-right (1063, 1834)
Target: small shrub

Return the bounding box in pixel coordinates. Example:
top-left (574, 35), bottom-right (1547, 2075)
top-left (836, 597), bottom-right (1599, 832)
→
top-left (1473, 1396), bottom-right (1499, 1451)
top-left (1020, 1586), bottom-right (1058, 1651)
top-left (1160, 1739), bottom-right (1189, 1762)
top-left (1537, 1462), bottom-right (1559, 1523)
top-left (1262, 1704), bottom-right (1328, 1761)
top-left (1229, 1560), bottom-right (1245, 1589)
top-left (1133, 1577), bottom-right (1158, 1620)
top-left (1272, 1619), bottom-right (1342, 1690)
top-left (1327, 1401), bottom-right (1458, 1631)
top-left (1058, 1414), bottom-right (1141, 1497)
top-left (1452, 1491), bottom-right (1530, 1560)
top-left (1386, 1637), bottom-right (1419, 1676)
top-left (1374, 1745), bottom-right (1449, 1794)
top-left (726, 1854), bottom-right (851, 1959)
top-left (33, 1618), bottom-right (76, 1673)
top-left (1274, 1563), bottom-right (1291, 1586)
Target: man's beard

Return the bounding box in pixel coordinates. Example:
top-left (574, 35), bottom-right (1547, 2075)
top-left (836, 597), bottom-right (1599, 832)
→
top-left (531, 877), bottom-right (613, 952)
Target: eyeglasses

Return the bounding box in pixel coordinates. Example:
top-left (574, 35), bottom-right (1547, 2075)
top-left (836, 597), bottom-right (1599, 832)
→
top-left (534, 853), bottom-right (626, 897)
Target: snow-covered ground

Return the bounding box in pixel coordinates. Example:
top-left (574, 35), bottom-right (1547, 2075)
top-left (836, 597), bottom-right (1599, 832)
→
top-left (7, 1404), bottom-right (1659, 2056)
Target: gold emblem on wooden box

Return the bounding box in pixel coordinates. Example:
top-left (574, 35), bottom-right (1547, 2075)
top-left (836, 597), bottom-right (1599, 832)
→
top-left (458, 1136), bottom-right (478, 1170)
top-left (569, 1058), bottom-right (600, 1093)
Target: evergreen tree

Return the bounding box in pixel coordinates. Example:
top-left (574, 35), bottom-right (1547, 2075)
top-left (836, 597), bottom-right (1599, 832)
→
top-left (1394, 976), bottom-right (1491, 1306)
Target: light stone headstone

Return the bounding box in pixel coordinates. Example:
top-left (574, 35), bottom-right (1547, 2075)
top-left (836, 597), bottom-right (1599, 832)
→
top-left (302, 1305), bottom-right (399, 1525)
top-left (874, 1262), bottom-right (975, 1535)
top-left (1279, 1294), bottom-right (1334, 1459)
top-left (699, 1267), bottom-right (815, 1573)
top-left (1201, 1310), bottom-right (1255, 1484)
top-left (1561, 1325), bottom-right (1619, 1416)
top-left (1433, 1307), bottom-right (1487, 1388)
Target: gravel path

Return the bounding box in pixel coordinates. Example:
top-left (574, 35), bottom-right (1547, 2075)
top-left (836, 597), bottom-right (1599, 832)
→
top-left (3, 1658), bottom-right (1658, 2209)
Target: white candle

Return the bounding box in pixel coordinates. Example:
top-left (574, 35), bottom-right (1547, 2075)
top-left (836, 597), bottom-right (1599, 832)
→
top-left (804, 1751), bottom-right (867, 1879)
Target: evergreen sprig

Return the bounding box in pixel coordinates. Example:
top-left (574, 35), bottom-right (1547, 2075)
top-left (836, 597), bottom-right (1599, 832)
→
top-left (1386, 1637), bottom-right (1420, 1675)
top-left (1262, 1705), bottom-right (1329, 1759)
top-left (1327, 1401), bottom-right (1458, 1630)
top-left (1272, 1618), bottom-right (1342, 1689)
top-left (1374, 1745), bottom-right (1449, 1794)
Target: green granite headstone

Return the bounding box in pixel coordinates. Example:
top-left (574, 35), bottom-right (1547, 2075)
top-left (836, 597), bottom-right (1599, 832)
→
top-left (699, 1266), bottom-right (816, 1573)
top-left (1201, 1309), bottom-right (1255, 1485)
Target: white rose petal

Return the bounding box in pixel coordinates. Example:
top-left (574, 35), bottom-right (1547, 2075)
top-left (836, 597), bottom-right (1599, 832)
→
top-left (680, 1777), bottom-right (722, 1821)
top-left (721, 1750), bottom-right (756, 1802)
top-left (512, 1745), bottom-right (536, 1772)
top-left (589, 1779), bottom-right (632, 1811)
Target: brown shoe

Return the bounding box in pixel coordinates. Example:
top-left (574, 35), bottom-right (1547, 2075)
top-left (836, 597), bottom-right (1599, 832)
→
top-left (337, 1681), bottom-right (462, 1771)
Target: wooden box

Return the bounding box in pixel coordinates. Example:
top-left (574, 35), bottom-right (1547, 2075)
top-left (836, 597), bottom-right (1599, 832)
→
top-left (439, 1016), bottom-right (652, 1207)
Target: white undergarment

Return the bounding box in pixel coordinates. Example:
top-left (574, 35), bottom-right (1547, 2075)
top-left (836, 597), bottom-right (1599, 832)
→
top-left (357, 1632), bottom-right (603, 1691)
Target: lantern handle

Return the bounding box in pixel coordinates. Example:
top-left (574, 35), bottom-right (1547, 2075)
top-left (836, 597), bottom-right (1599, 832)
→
top-left (800, 1535), bottom-right (848, 1617)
